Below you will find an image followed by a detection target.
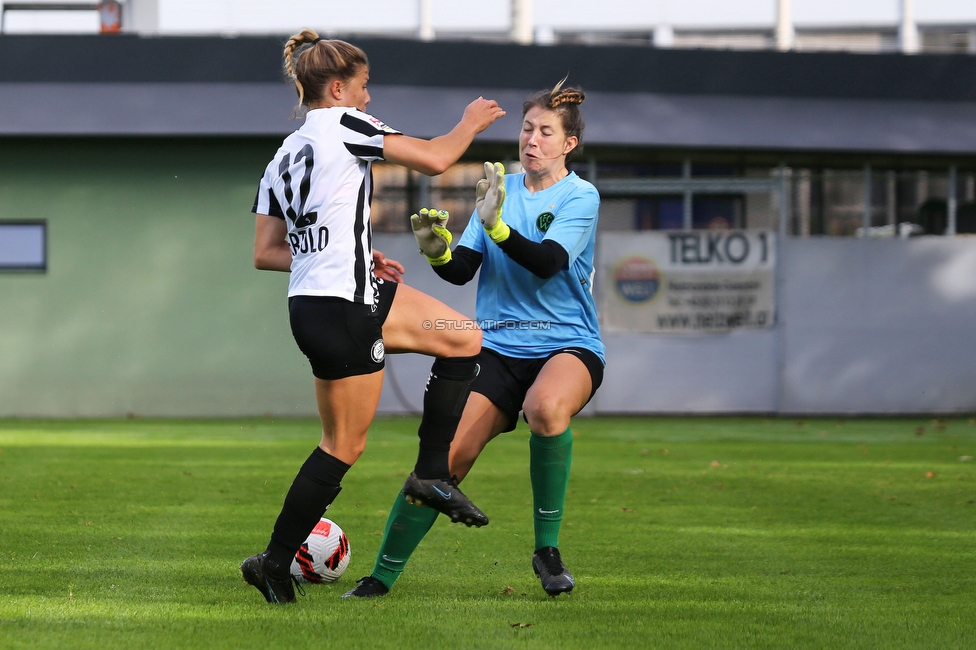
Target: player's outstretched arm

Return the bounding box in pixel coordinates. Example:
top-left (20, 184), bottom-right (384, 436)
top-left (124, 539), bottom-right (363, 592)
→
top-left (254, 214), bottom-right (292, 272)
top-left (384, 98), bottom-right (506, 176)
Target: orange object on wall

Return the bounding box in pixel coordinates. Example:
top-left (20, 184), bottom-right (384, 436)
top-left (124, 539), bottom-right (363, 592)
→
top-left (99, 1), bottom-right (121, 33)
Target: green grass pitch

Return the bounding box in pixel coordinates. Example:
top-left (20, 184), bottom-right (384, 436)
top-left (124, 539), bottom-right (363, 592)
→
top-left (1, 416), bottom-right (975, 649)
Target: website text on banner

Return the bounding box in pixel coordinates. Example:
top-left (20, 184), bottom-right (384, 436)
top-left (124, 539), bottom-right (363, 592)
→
top-left (599, 231), bottom-right (776, 334)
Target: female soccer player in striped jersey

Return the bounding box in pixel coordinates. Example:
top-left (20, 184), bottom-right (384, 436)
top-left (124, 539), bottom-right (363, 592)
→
top-left (241, 29), bottom-right (506, 604)
top-left (346, 81), bottom-right (604, 598)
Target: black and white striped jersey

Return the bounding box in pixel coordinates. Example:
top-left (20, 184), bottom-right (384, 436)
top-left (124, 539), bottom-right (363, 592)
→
top-left (252, 107), bottom-right (400, 304)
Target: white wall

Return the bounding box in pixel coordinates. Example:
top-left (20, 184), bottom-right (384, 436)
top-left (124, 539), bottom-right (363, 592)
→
top-left (150, 1), bottom-right (976, 35)
top-left (7, 1), bottom-right (973, 37)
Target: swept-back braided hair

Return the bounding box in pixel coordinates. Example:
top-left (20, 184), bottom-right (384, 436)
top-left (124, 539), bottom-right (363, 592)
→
top-left (522, 77), bottom-right (586, 156)
top-left (283, 29), bottom-right (369, 110)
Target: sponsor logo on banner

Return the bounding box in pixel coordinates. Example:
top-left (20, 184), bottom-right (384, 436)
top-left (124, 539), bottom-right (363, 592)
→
top-left (614, 256), bottom-right (661, 303)
top-left (600, 231), bottom-right (776, 333)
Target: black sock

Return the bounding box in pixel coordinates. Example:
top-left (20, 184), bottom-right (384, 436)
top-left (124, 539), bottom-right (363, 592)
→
top-left (413, 355), bottom-right (479, 480)
top-left (265, 447), bottom-right (350, 577)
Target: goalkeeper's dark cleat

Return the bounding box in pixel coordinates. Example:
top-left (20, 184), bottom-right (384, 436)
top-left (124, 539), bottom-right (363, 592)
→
top-left (240, 552), bottom-right (300, 604)
top-left (402, 473), bottom-right (489, 527)
top-left (341, 575), bottom-right (390, 599)
top-left (532, 546), bottom-right (575, 596)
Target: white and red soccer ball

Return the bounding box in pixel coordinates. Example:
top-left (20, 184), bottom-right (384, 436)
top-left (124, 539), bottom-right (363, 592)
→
top-left (290, 518), bottom-right (351, 583)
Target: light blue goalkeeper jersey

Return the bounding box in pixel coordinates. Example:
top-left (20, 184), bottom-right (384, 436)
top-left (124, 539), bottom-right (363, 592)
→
top-left (456, 171), bottom-right (605, 363)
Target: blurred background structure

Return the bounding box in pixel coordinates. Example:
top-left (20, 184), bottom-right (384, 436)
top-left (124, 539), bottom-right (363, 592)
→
top-left (1, 1), bottom-right (975, 417)
top-left (2, 0), bottom-right (976, 54)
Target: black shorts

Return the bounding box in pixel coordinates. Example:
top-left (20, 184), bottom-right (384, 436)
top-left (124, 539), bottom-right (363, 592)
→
top-left (288, 279), bottom-right (398, 380)
top-left (472, 346), bottom-right (605, 433)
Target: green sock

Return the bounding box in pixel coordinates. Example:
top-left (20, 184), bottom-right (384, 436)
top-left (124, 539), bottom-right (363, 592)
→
top-left (370, 490), bottom-right (440, 589)
top-left (530, 427), bottom-right (573, 551)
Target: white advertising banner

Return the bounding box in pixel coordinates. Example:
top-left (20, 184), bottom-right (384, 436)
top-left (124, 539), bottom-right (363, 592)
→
top-left (599, 231), bottom-right (776, 333)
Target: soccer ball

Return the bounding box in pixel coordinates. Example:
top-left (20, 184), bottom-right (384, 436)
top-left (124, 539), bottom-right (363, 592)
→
top-left (290, 518), bottom-right (351, 583)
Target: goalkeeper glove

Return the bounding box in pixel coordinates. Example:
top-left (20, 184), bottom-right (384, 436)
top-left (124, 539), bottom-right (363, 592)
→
top-left (410, 207), bottom-right (453, 266)
top-left (476, 161), bottom-right (509, 244)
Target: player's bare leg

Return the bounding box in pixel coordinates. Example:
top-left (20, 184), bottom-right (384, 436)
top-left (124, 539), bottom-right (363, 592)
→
top-left (314, 371), bottom-right (384, 465)
top-left (448, 392), bottom-right (510, 481)
top-left (346, 392), bottom-right (507, 598)
top-left (382, 283), bottom-right (481, 357)
top-left (382, 283), bottom-right (488, 526)
top-left (242, 372), bottom-right (383, 604)
top-left (522, 353), bottom-right (591, 437)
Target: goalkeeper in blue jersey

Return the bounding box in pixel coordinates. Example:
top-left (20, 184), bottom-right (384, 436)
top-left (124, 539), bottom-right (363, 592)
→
top-left (344, 81), bottom-right (604, 598)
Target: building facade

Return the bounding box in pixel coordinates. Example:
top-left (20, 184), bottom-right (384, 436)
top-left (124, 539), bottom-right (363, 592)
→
top-left (1, 35), bottom-right (975, 416)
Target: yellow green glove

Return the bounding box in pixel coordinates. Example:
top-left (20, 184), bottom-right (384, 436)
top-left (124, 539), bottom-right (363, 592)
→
top-left (410, 207), bottom-right (453, 266)
top-left (476, 161), bottom-right (509, 244)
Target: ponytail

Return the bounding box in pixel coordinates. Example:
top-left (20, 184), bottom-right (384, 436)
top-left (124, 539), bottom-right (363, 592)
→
top-left (283, 29), bottom-right (369, 110)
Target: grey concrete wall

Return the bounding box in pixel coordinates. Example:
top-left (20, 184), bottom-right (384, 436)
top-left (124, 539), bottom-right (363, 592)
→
top-left (380, 235), bottom-right (976, 416)
top-left (778, 237), bottom-right (976, 414)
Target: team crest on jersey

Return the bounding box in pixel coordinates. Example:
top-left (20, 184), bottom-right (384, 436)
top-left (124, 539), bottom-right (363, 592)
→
top-left (367, 116), bottom-right (398, 134)
top-left (536, 211), bottom-right (555, 232)
top-left (370, 339), bottom-right (385, 363)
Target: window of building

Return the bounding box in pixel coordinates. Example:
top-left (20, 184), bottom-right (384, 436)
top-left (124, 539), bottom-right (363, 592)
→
top-left (787, 169), bottom-right (976, 237)
top-left (368, 160), bottom-right (976, 237)
top-left (371, 162), bottom-right (505, 234)
top-left (0, 221), bottom-right (47, 271)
